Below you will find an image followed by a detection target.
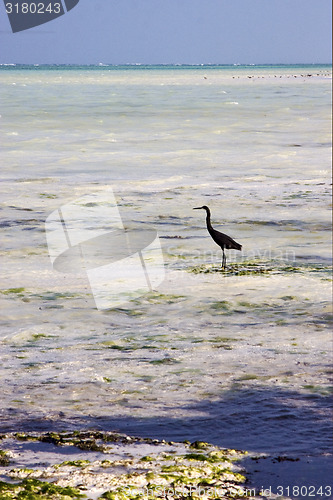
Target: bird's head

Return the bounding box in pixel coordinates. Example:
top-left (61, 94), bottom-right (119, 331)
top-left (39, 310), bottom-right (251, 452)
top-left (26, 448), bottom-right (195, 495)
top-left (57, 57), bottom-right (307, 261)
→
top-left (193, 205), bottom-right (209, 211)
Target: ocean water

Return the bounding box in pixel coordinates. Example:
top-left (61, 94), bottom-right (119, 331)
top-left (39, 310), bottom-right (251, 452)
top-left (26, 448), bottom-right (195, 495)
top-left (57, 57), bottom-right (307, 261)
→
top-left (0, 65), bottom-right (332, 494)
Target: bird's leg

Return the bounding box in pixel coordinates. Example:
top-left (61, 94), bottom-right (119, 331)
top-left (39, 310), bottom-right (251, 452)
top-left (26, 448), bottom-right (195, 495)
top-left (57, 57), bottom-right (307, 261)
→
top-left (222, 249), bottom-right (226, 270)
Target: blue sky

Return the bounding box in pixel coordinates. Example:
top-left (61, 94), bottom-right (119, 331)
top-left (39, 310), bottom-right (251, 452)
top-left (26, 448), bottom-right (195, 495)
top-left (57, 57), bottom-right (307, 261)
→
top-left (0, 0), bottom-right (332, 65)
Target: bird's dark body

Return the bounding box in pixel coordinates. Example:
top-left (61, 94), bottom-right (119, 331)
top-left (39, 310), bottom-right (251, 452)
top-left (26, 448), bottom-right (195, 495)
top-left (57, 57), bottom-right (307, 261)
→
top-left (209, 227), bottom-right (242, 251)
top-left (193, 205), bottom-right (242, 268)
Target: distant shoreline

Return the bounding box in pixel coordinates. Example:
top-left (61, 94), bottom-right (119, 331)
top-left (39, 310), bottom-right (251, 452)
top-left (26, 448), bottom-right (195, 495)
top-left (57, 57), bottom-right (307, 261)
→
top-left (0, 62), bottom-right (332, 70)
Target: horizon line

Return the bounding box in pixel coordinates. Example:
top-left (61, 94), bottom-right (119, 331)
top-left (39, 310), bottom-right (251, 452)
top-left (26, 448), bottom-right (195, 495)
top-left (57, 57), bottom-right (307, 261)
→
top-left (0, 62), bottom-right (332, 68)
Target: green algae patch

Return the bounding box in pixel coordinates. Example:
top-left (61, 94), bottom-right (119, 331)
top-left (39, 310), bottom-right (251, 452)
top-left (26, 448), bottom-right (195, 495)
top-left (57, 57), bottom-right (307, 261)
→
top-left (0, 478), bottom-right (86, 499)
top-left (303, 385), bottom-right (333, 396)
top-left (184, 452), bottom-right (231, 464)
top-left (33, 292), bottom-right (81, 301)
top-left (100, 492), bottom-right (138, 500)
top-left (140, 456), bottom-right (155, 462)
top-left (1, 288), bottom-right (26, 297)
top-left (189, 441), bottom-right (210, 450)
top-left (189, 262), bottom-right (272, 276)
top-left (189, 260), bottom-right (332, 278)
top-left (0, 450), bottom-right (10, 466)
top-left (210, 301), bottom-right (231, 311)
top-left (54, 460), bottom-right (91, 469)
top-left (39, 193), bottom-right (58, 199)
top-left (14, 433), bottom-right (38, 442)
top-left (149, 358), bottom-right (180, 366)
top-left (237, 374), bottom-right (259, 381)
top-left (0, 431), bottom-right (250, 499)
top-left (142, 292), bottom-right (187, 304)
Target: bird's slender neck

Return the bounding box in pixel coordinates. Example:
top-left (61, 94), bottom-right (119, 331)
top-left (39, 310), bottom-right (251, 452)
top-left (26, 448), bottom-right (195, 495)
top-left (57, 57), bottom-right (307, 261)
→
top-left (204, 208), bottom-right (213, 231)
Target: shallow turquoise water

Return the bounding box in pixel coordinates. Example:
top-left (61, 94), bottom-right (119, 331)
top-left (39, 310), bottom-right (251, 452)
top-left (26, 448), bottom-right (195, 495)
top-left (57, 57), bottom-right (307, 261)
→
top-left (0, 66), bottom-right (332, 488)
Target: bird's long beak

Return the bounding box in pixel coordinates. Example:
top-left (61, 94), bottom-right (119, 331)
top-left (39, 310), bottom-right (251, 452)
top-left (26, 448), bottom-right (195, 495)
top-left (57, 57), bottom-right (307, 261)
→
top-left (193, 207), bottom-right (203, 210)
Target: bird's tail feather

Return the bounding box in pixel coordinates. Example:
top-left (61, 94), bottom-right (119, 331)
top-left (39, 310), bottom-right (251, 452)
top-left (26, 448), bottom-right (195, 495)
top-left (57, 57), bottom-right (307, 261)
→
top-left (226, 240), bottom-right (242, 251)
